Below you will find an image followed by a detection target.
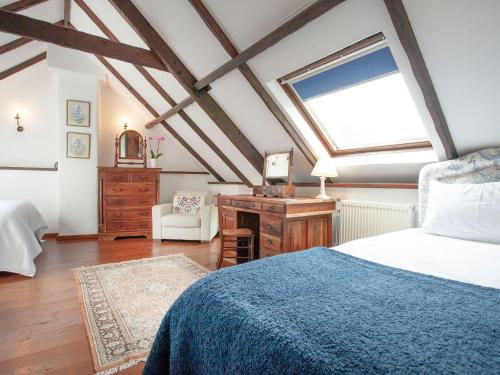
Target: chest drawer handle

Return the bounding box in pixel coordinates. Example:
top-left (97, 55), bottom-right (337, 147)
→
top-left (265, 224), bottom-right (272, 230)
top-left (139, 188), bottom-right (150, 193)
top-left (266, 239), bottom-right (272, 245)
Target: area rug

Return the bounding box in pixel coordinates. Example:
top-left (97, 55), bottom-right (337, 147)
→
top-left (73, 254), bottom-right (209, 375)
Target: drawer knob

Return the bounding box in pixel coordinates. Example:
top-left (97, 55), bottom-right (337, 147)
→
top-left (265, 224), bottom-right (272, 230)
top-left (266, 239), bottom-right (272, 245)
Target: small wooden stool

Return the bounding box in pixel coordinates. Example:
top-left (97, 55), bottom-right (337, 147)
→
top-left (216, 194), bottom-right (255, 269)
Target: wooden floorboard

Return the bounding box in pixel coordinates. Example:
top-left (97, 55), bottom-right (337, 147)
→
top-left (0, 238), bottom-right (220, 374)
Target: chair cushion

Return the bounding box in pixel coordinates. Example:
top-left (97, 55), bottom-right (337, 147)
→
top-left (161, 213), bottom-right (201, 228)
top-left (172, 195), bottom-right (205, 214)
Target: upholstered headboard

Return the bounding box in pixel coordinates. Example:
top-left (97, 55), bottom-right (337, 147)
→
top-left (418, 148), bottom-right (500, 226)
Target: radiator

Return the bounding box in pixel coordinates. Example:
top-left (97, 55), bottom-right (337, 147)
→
top-left (338, 200), bottom-right (416, 244)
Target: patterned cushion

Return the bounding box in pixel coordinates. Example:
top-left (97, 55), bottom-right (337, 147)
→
top-left (172, 195), bottom-right (204, 214)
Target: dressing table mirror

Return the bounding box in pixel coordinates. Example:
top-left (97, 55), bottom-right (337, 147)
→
top-left (114, 124), bottom-right (147, 167)
top-left (253, 149), bottom-right (296, 198)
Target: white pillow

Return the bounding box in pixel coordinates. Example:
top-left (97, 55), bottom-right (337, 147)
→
top-left (422, 180), bottom-right (500, 244)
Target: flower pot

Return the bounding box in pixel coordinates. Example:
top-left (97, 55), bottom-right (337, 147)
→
top-left (150, 159), bottom-right (158, 168)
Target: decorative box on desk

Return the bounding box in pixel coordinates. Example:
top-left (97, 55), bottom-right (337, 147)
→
top-left (219, 194), bottom-right (336, 258)
top-left (98, 167), bottom-right (161, 240)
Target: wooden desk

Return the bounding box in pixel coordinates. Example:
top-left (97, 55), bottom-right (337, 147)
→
top-left (219, 194), bottom-right (336, 258)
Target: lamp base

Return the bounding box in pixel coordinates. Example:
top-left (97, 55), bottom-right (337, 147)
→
top-left (315, 192), bottom-right (330, 199)
top-left (315, 175), bottom-right (330, 199)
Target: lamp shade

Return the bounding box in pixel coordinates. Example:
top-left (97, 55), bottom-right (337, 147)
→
top-left (311, 158), bottom-right (339, 177)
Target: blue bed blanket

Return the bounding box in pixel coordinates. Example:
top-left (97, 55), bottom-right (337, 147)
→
top-left (144, 248), bottom-right (500, 374)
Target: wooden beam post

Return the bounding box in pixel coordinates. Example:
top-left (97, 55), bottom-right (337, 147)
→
top-left (1, 0), bottom-right (48, 12)
top-left (108, 0), bottom-right (265, 174)
top-left (193, 0), bottom-right (346, 91)
top-left (383, 0), bottom-right (457, 159)
top-left (189, 0), bottom-right (317, 167)
top-left (144, 96), bottom-right (195, 129)
top-left (0, 52), bottom-right (46, 81)
top-left (63, 0), bottom-right (71, 26)
top-left (73, 0), bottom-right (253, 186)
top-left (0, 10), bottom-right (168, 71)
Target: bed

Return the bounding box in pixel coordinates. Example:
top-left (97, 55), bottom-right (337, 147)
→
top-left (0, 200), bottom-right (48, 277)
top-left (144, 148), bottom-right (500, 374)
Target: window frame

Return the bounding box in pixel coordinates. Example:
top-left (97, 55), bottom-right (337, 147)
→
top-left (278, 32), bottom-right (433, 157)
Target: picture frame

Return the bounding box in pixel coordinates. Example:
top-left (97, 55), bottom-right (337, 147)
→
top-left (67, 132), bottom-right (91, 159)
top-left (67, 100), bottom-right (91, 127)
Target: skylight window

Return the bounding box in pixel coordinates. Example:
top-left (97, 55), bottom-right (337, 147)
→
top-left (280, 35), bottom-right (432, 156)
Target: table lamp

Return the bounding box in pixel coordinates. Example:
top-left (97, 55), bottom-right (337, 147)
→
top-left (311, 158), bottom-right (338, 199)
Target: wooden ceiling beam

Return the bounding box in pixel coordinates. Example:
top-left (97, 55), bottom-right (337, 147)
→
top-left (0, 20), bottom-right (64, 55)
top-left (63, 0), bottom-right (71, 26)
top-left (383, 0), bottom-right (457, 160)
top-left (74, 0), bottom-right (252, 186)
top-left (0, 36), bottom-right (32, 55)
top-left (94, 54), bottom-right (224, 182)
top-left (193, 0), bottom-right (346, 91)
top-left (0, 10), bottom-right (168, 71)
top-left (1, 0), bottom-right (48, 12)
top-left (108, 0), bottom-right (265, 174)
top-left (144, 96), bottom-right (195, 129)
top-left (189, 0), bottom-right (317, 167)
top-left (0, 52), bottom-right (46, 81)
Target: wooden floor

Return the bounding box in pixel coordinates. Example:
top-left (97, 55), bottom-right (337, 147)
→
top-left (0, 238), bottom-right (220, 375)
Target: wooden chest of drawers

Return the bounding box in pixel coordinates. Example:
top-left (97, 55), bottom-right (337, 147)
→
top-left (98, 167), bottom-right (161, 239)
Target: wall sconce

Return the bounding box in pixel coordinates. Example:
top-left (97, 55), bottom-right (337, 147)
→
top-left (14, 113), bottom-right (23, 132)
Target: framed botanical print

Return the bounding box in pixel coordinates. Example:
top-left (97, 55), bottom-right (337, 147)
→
top-left (67, 132), bottom-right (91, 159)
top-left (67, 100), bottom-right (91, 127)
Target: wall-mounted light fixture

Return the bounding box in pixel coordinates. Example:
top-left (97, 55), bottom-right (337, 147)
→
top-left (14, 113), bottom-right (23, 132)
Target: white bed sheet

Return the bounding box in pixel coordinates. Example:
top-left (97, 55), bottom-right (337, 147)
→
top-left (334, 228), bottom-right (500, 289)
top-left (0, 200), bottom-right (47, 277)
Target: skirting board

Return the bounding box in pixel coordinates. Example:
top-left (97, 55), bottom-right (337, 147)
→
top-left (56, 234), bottom-right (99, 241)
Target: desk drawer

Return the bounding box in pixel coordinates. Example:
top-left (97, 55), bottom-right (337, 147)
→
top-left (107, 220), bottom-right (151, 232)
top-left (107, 208), bottom-right (150, 220)
top-left (220, 198), bottom-right (232, 206)
top-left (262, 203), bottom-right (285, 214)
top-left (106, 195), bottom-right (155, 207)
top-left (231, 200), bottom-right (261, 210)
top-left (260, 233), bottom-right (281, 251)
top-left (260, 215), bottom-right (282, 236)
top-left (106, 183), bottom-right (155, 195)
top-left (260, 247), bottom-right (281, 258)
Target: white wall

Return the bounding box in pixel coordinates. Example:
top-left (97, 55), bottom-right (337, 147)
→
top-left (0, 62), bottom-right (58, 167)
top-left (403, 0), bottom-right (500, 155)
top-left (55, 72), bottom-right (100, 236)
top-left (0, 59), bottom-right (60, 232)
top-left (297, 186), bottom-right (418, 206)
top-left (159, 174), bottom-right (251, 203)
top-left (99, 79), bottom-right (207, 172)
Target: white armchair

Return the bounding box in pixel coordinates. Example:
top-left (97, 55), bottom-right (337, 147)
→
top-left (152, 191), bottom-right (218, 243)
